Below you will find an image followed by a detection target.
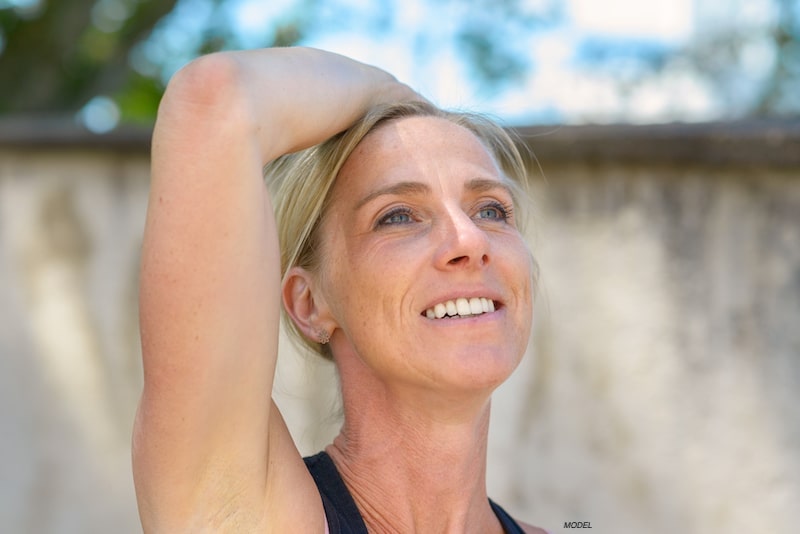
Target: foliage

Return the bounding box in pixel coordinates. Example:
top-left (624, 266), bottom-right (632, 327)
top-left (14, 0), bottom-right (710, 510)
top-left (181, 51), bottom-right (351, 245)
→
top-left (580, 0), bottom-right (800, 119)
top-left (659, 0), bottom-right (800, 117)
top-left (738, 0), bottom-right (800, 116)
top-left (0, 0), bottom-right (179, 118)
top-left (0, 0), bottom-right (308, 122)
top-left (1, 0), bottom-right (798, 125)
top-left (0, 0), bottom-right (558, 124)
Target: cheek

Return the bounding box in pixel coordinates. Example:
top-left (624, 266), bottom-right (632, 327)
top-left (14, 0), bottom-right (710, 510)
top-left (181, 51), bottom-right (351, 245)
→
top-left (320, 234), bottom-right (405, 327)
top-left (503, 239), bottom-right (536, 323)
top-left (500, 234), bottom-right (534, 280)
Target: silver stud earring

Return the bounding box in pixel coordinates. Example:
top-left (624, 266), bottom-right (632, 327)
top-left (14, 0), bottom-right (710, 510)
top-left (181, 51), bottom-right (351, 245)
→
top-left (316, 329), bottom-right (330, 345)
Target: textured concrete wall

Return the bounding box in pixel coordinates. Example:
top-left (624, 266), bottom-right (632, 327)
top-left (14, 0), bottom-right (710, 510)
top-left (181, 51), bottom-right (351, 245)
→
top-left (490, 162), bottom-right (800, 534)
top-left (1, 122), bottom-right (798, 534)
top-left (0, 149), bottom-right (147, 533)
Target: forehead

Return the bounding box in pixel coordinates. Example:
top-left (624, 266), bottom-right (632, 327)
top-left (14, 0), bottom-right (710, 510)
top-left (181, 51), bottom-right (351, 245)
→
top-left (333, 116), bottom-right (503, 197)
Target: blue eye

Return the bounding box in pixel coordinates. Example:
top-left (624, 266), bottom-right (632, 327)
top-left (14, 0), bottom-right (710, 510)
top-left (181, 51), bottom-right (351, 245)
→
top-left (476, 202), bottom-right (511, 221)
top-left (478, 207), bottom-right (501, 219)
top-left (378, 207), bottom-right (414, 226)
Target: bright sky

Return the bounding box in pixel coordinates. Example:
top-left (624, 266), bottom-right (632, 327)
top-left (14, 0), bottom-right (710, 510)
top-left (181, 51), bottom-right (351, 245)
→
top-left (73, 0), bottom-right (773, 130)
top-left (281, 0), bottom-right (700, 124)
top-left (231, 0), bottom-right (706, 124)
top-left (569, 0), bottom-right (693, 41)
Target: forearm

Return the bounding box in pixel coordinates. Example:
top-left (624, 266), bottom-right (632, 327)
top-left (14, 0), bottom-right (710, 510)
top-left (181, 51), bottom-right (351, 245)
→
top-left (159, 46), bottom-right (417, 161)
top-left (141, 46), bottom-right (417, 414)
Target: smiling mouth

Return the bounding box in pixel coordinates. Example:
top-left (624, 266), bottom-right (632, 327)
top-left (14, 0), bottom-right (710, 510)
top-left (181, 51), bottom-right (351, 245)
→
top-left (423, 297), bottom-right (497, 319)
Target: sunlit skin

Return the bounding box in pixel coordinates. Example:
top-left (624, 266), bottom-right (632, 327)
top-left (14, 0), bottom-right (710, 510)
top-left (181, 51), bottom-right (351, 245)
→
top-left (295, 116), bottom-right (536, 532)
top-left (314, 115), bottom-right (533, 399)
top-left (136, 48), bottom-right (547, 533)
top-left (281, 116), bottom-right (538, 532)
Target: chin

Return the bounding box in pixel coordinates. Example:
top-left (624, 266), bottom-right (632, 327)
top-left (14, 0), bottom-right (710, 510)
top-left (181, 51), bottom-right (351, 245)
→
top-left (438, 345), bottom-right (523, 392)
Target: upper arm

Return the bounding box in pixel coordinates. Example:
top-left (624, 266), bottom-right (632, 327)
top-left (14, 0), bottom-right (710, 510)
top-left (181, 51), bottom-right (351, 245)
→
top-left (133, 54), bottom-right (321, 532)
top-left (132, 47), bottom-right (417, 531)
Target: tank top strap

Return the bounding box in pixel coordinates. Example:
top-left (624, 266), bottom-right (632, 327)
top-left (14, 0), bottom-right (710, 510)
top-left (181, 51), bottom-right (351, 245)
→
top-left (305, 451), bottom-right (529, 534)
top-left (304, 452), bottom-right (369, 534)
top-left (489, 499), bottom-right (527, 534)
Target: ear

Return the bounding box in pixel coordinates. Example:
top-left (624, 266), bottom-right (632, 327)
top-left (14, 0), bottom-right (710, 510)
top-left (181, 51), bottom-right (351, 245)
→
top-left (282, 266), bottom-right (335, 342)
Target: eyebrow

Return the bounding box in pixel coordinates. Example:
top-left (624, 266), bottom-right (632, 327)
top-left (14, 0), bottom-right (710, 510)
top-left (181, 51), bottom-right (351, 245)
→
top-left (464, 178), bottom-right (514, 198)
top-left (354, 181), bottom-right (432, 211)
top-left (354, 178), bottom-right (513, 211)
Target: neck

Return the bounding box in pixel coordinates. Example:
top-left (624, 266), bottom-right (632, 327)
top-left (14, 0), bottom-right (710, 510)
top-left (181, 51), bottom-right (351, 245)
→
top-left (327, 374), bottom-right (504, 534)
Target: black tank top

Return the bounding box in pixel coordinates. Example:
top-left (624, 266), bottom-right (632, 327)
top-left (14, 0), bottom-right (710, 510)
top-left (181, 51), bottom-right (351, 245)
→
top-left (304, 451), bottom-right (526, 534)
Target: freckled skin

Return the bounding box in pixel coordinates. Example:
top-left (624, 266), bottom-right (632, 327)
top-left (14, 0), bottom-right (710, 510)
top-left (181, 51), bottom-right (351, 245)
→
top-left (136, 48), bottom-right (546, 533)
top-left (315, 116), bottom-right (534, 398)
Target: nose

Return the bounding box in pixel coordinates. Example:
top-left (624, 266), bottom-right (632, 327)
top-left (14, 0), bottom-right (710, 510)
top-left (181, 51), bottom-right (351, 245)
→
top-left (434, 207), bottom-right (490, 270)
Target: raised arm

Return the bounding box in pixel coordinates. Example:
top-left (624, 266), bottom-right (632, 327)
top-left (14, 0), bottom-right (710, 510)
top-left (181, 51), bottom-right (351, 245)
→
top-left (133, 47), bottom-right (415, 533)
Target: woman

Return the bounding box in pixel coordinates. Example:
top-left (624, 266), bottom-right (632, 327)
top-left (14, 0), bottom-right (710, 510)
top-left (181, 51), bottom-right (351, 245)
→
top-left (133, 47), bottom-right (547, 533)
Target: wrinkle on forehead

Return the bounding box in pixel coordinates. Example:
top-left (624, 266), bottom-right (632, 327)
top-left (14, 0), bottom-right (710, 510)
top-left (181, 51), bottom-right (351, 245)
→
top-left (335, 116), bottom-right (505, 202)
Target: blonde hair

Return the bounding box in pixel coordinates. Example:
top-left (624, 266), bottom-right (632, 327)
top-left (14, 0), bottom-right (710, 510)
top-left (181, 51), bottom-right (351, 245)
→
top-left (265, 101), bottom-right (532, 359)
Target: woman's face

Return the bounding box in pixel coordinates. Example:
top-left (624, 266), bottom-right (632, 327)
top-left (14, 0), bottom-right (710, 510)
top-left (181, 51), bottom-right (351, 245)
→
top-left (317, 116), bottom-right (533, 395)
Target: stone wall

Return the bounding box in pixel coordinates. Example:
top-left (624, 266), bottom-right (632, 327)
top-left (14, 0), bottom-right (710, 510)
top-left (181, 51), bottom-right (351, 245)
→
top-left (0, 145), bottom-right (147, 533)
top-left (1, 120), bottom-right (797, 533)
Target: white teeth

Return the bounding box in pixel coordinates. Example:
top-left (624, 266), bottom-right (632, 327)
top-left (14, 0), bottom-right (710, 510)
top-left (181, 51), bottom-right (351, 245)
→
top-left (469, 297), bottom-right (482, 314)
top-left (424, 297), bottom-right (497, 319)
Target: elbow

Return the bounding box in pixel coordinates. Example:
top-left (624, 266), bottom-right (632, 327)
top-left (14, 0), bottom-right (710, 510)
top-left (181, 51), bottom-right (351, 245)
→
top-left (157, 52), bottom-right (251, 129)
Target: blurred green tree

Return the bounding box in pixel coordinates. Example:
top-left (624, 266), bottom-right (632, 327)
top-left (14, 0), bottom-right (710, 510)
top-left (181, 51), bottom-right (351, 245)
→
top-left (2, 0), bottom-right (795, 125)
top-left (574, 0), bottom-right (800, 119)
top-left (748, 0), bottom-right (800, 115)
top-left (0, 0), bottom-right (309, 123)
top-left (0, 0), bottom-right (557, 125)
top-left (671, 0), bottom-right (800, 117)
top-left (0, 0), bottom-right (179, 120)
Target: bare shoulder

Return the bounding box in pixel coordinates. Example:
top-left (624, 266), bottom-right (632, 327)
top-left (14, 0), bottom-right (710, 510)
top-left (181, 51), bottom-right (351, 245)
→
top-left (520, 521), bottom-right (551, 534)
